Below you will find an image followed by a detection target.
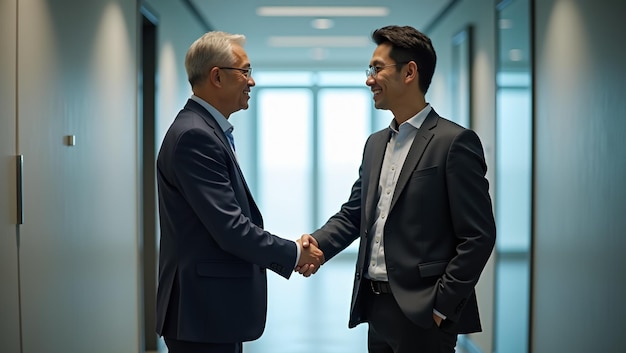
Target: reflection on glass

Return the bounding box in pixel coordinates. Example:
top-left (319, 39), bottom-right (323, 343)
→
top-left (495, 0), bottom-right (532, 352)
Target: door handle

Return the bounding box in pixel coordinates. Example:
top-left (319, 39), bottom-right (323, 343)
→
top-left (17, 154), bottom-right (23, 224)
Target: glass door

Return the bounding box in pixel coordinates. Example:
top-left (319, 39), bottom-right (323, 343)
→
top-left (495, 0), bottom-right (533, 352)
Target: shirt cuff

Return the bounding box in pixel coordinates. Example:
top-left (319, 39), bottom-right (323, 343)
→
top-left (293, 240), bottom-right (301, 270)
top-left (433, 309), bottom-right (446, 320)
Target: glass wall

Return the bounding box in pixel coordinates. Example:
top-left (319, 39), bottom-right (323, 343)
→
top-left (317, 88), bottom-right (370, 247)
top-left (246, 71), bottom-right (381, 246)
top-left (257, 88), bottom-right (313, 236)
top-left (241, 71), bottom-right (376, 353)
top-left (495, 0), bottom-right (533, 352)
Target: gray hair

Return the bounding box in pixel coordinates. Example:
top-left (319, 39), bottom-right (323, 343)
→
top-left (185, 31), bottom-right (246, 86)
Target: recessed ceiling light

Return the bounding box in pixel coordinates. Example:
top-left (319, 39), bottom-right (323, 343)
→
top-left (257, 6), bottom-right (389, 17)
top-left (311, 18), bottom-right (334, 30)
top-left (268, 36), bottom-right (370, 47)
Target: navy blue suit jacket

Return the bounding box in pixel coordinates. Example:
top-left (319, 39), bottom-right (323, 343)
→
top-left (312, 109), bottom-right (496, 334)
top-left (155, 99), bottom-right (297, 343)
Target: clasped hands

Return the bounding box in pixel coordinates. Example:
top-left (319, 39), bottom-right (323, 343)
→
top-left (295, 234), bottom-right (324, 277)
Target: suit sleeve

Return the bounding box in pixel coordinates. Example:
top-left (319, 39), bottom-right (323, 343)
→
top-left (172, 126), bottom-right (297, 278)
top-left (435, 129), bottom-right (496, 321)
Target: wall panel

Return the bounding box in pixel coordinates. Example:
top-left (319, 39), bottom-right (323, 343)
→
top-left (16, 0), bottom-right (140, 352)
top-left (0, 0), bottom-right (20, 350)
top-left (533, 1), bottom-right (626, 351)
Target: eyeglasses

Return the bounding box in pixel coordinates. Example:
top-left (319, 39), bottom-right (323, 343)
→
top-left (365, 62), bottom-right (408, 78)
top-left (218, 66), bottom-right (253, 79)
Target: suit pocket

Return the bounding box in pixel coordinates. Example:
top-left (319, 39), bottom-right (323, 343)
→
top-left (410, 166), bottom-right (438, 179)
top-left (196, 261), bottom-right (253, 278)
top-left (418, 260), bottom-right (448, 277)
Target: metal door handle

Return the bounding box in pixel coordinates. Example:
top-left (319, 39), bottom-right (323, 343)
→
top-left (17, 154), bottom-right (23, 224)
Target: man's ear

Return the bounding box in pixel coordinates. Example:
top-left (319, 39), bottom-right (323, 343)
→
top-left (209, 67), bottom-right (222, 88)
top-left (404, 61), bottom-right (418, 84)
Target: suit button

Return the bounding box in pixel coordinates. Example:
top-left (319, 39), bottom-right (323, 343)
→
top-left (270, 263), bottom-right (283, 272)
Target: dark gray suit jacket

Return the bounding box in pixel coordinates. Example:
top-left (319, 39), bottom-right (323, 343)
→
top-left (155, 99), bottom-right (297, 343)
top-left (312, 109), bottom-right (496, 334)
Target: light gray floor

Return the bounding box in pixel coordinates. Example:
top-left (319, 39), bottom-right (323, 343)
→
top-left (245, 252), bottom-right (367, 353)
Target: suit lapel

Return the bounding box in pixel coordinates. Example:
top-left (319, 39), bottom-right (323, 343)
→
top-left (184, 100), bottom-right (261, 220)
top-left (389, 110), bottom-right (438, 210)
top-left (184, 100), bottom-right (239, 163)
top-left (363, 129), bottom-right (391, 230)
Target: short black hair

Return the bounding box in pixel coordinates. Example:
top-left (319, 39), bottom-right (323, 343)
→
top-left (372, 25), bottom-right (437, 94)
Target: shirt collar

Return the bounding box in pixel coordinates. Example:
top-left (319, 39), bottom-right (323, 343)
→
top-left (389, 103), bottom-right (432, 132)
top-left (190, 95), bottom-right (234, 135)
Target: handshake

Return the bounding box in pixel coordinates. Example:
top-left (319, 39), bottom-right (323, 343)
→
top-left (295, 234), bottom-right (324, 277)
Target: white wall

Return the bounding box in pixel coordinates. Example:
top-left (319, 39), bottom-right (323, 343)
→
top-left (143, 0), bottom-right (207, 146)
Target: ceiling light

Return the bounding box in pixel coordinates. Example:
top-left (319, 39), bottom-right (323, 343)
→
top-left (257, 6), bottom-right (389, 17)
top-left (311, 18), bottom-right (334, 30)
top-left (268, 36), bottom-right (370, 47)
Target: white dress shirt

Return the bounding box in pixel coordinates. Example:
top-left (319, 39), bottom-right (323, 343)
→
top-left (366, 104), bottom-right (431, 280)
top-left (365, 104), bottom-right (445, 319)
